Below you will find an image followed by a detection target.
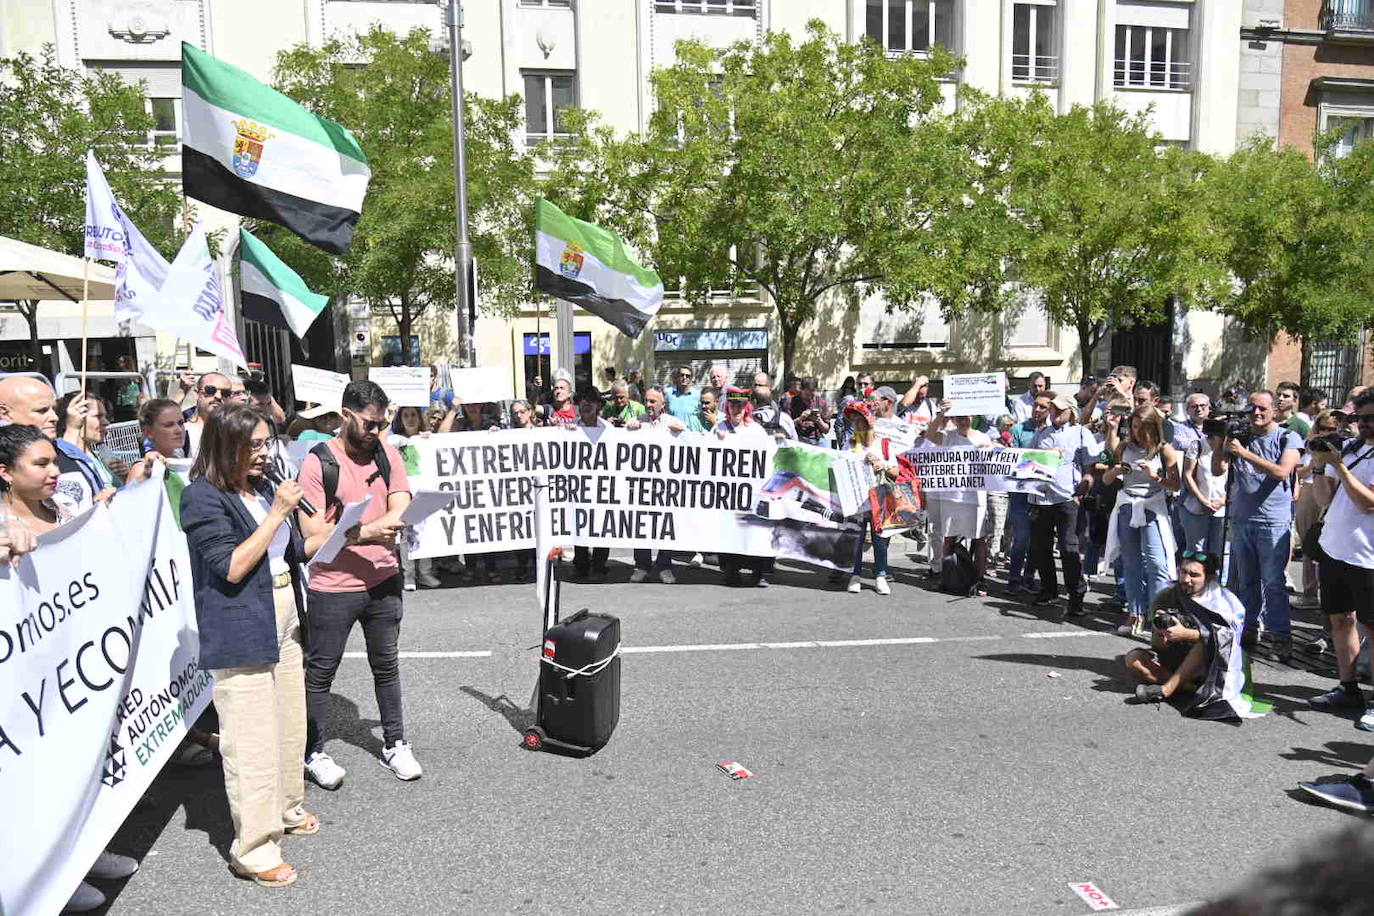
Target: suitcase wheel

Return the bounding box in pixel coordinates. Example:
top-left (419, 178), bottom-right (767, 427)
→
top-left (522, 727), bottom-right (546, 751)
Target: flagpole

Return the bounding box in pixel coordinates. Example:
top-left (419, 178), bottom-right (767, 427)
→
top-left (78, 257), bottom-right (91, 397)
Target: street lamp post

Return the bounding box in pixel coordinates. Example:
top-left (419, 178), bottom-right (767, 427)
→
top-left (445, 0), bottom-right (475, 368)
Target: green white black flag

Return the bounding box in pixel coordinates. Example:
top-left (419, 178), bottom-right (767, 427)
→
top-left (534, 198), bottom-right (664, 338)
top-left (238, 228), bottom-right (328, 338)
top-left (181, 42), bottom-right (370, 255)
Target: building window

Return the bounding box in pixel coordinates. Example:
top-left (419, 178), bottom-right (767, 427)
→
top-left (864, 0), bottom-right (955, 54)
top-left (1114, 24), bottom-right (1190, 90)
top-left (519, 0), bottom-right (572, 7)
top-left (1331, 116), bottom-right (1374, 157)
top-left (653, 0), bottom-right (756, 15)
top-left (1012, 1), bottom-right (1058, 83)
top-left (149, 97), bottom-right (179, 147)
top-left (522, 71), bottom-right (575, 147)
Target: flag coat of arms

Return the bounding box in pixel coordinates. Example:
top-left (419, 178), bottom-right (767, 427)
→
top-left (237, 228), bottom-right (329, 338)
top-left (180, 43), bottom-right (370, 255)
top-left (534, 198), bottom-right (664, 338)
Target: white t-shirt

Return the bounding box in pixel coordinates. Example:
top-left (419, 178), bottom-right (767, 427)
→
top-left (1319, 443), bottom-right (1374, 567)
top-left (939, 428), bottom-right (992, 505)
top-left (241, 490), bottom-right (291, 576)
top-left (185, 421), bottom-right (204, 458)
top-left (1183, 439), bottom-right (1227, 517)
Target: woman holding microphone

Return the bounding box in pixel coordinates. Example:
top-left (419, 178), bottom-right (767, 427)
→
top-left (180, 403), bottom-right (330, 888)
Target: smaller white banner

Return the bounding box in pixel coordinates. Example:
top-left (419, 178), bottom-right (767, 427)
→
top-left (448, 366), bottom-right (515, 404)
top-left (292, 364), bottom-right (349, 409)
top-left (943, 372), bottom-right (1007, 417)
top-left (873, 417), bottom-right (918, 452)
top-left (368, 367), bottom-right (430, 407)
top-left (904, 446), bottom-right (1062, 492)
top-left (832, 452), bottom-right (876, 518)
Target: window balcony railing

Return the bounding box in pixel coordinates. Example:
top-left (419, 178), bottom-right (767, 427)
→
top-left (1324, 0), bottom-right (1374, 34)
top-left (1113, 59), bottom-right (1192, 92)
top-left (1012, 53), bottom-right (1059, 84)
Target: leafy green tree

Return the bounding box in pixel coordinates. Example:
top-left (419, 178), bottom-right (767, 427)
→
top-left (1205, 135), bottom-right (1374, 350)
top-left (0, 46), bottom-right (179, 366)
top-left (545, 23), bottom-right (983, 383)
top-left (265, 27), bottom-right (534, 365)
top-left (976, 94), bottom-right (1228, 373)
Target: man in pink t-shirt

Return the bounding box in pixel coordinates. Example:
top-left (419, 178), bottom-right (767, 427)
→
top-left (297, 379), bottom-right (419, 788)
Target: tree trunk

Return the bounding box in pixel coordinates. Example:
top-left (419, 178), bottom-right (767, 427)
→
top-left (1076, 315), bottom-right (1097, 381)
top-left (20, 301), bottom-right (42, 373)
top-left (777, 310), bottom-right (800, 390)
top-left (398, 301), bottom-right (413, 366)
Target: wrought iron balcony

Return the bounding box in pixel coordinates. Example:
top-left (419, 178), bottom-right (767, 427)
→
top-left (1324, 0), bottom-right (1374, 38)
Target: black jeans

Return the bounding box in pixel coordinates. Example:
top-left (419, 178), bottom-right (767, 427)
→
top-left (305, 574), bottom-right (405, 755)
top-left (1030, 501), bottom-right (1085, 600)
top-left (574, 546), bottom-right (609, 576)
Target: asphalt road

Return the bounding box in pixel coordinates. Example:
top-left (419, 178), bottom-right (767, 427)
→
top-left (97, 548), bottom-right (1370, 915)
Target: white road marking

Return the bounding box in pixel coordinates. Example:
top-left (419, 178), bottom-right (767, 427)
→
top-left (365, 631), bottom-right (1118, 659)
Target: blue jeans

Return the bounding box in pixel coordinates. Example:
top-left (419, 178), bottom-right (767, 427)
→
top-left (1229, 520), bottom-right (1291, 639)
top-left (852, 522), bottom-right (890, 578)
top-left (1116, 505), bottom-right (1173, 618)
top-left (1178, 507), bottom-right (1225, 557)
top-left (1007, 493), bottom-right (1035, 586)
top-left (633, 549), bottom-right (676, 571)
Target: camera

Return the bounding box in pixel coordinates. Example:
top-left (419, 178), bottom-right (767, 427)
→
top-left (1309, 433), bottom-right (1346, 455)
top-left (1153, 612), bottom-right (1179, 632)
top-left (1202, 407), bottom-right (1255, 444)
top-left (1109, 403), bottom-right (1132, 418)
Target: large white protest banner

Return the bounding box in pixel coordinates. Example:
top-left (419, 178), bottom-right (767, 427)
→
top-left (448, 366), bottom-right (515, 404)
top-left (0, 469), bottom-right (210, 916)
top-left (943, 372), bottom-right (1007, 417)
top-left (904, 446), bottom-right (1063, 492)
top-left (368, 366), bottom-right (430, 407)
top-left (292, 364), bottom-right (349, 408)
top-left (408, 428), bottom-right (777, 558)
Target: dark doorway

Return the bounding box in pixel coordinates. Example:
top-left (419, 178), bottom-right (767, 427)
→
top-left (1110, 314), bottom-right (1172, 392)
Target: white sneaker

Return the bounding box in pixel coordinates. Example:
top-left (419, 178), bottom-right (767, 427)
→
top-left (63, 882), bottom-right (105, 913)
top-left (305, 751), bottom-right (345, 790)
top-left (847, 575), bottom-right (862, 594)
top-left (629, 569), bottom-right (649, 583)
top-left (690, 552), bottom-right (703, 567)
top-left (404, 581), bottom-right (417, 592)
top-left (875, 575), bottom-right (891, 596)
top-left (88, 850), bottom-right (138, 880)
top-left (658, 569), bottom-right (676, 584)
top-left (381, 741), bottom-right (422, 780)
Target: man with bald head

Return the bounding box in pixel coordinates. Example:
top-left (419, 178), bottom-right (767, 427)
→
top-left (184, 371), bottom-right (230, 456)
top-left (0, 375), bottom-right (109, 511)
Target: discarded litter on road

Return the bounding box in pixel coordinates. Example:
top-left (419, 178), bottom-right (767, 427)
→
top-left (717, 762), bottom-right (756, 780)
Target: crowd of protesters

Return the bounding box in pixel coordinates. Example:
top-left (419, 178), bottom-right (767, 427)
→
top-left (7, 353), bottom-right (1374, 907)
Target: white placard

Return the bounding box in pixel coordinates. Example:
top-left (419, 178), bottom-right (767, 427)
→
top-left (310, 494), bottom-right (373, 565)
top-left (448, 365), bottom-right (515, 404)
top-left (368, 366), bottom-right (430, 407)
top-left (832, 452), bottom-right (877, 518)
top-left (293, 364), bottom-right (349, 409)
top-left (943, 371), bottom-right (1007, 417)
top-left (0, 469), bottom-right (210, 916)
top-left (873, 417), bottom-right (918, 452)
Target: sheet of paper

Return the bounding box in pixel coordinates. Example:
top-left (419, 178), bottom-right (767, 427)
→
top-left (873, 417), bottom-right (918, 452)
top-left (832, 451), bottom-right (877, 518)
top-left (943, 371), bottom-right (1007, 417)
top-left (293, 364), bottom-right (350, 409)
top-left (448, 365), bottom-right (515, 404)
top-left (368, 366), bottom-right (430, 407)
top-left (310, 494), bottom-right (372, 566)
top-left (400, 488), bottom-right (458, 526)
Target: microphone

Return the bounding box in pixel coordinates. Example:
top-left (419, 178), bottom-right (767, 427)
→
top-left (264, 464), bottom-right (316, 517)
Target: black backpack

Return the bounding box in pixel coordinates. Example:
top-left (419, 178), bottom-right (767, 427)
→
top-left (311, 441), bottom-right (391, 515)
top-left (940, 539), bottom-right (978, 597)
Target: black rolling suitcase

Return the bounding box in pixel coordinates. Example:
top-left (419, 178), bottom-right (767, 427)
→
top-left (522, 548), bottom-right (621, 755)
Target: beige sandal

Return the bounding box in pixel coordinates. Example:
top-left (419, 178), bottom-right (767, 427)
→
top-left (285, 813), bottom-right (320, 836)
top-left (233, 862), bottom-right (298, 887)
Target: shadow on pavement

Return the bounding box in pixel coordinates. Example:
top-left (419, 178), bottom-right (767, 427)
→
top-left (1280, 740), bottom-right (1374, 771)
top-left (973, 651), bottom-right (1130, 695)
top-left (460, 685), bottom-right (536, 734)
top-left (322, 692), bottom-right (385, 758)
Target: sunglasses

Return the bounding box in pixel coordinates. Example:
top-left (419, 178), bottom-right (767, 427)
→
top-left (346, 411), bottom-right (387, 432)
top-left (200, 385), bottom-right (227, 397)
top-left (1180, 550), bottom-right (1215, 566)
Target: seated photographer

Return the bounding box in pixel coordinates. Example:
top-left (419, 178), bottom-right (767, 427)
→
top-left (1306, 392), bottom-right (1374, 726)
top-left (1123, 551), bottom-right (1260, 719)
top-left (1123, 554), bottom-right (1212, 704)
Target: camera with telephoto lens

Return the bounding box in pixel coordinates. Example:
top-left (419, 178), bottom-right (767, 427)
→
top-left (1202, 406), bottom-right (1256, 444)
top-left (1308, 433), bottom-right (1347, 455)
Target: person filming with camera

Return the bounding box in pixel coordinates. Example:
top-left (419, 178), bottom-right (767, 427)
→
top-left (1209, 390), bottom-right (1303, 661)
top-left (1304, 391), bottom-right (1374, 725)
